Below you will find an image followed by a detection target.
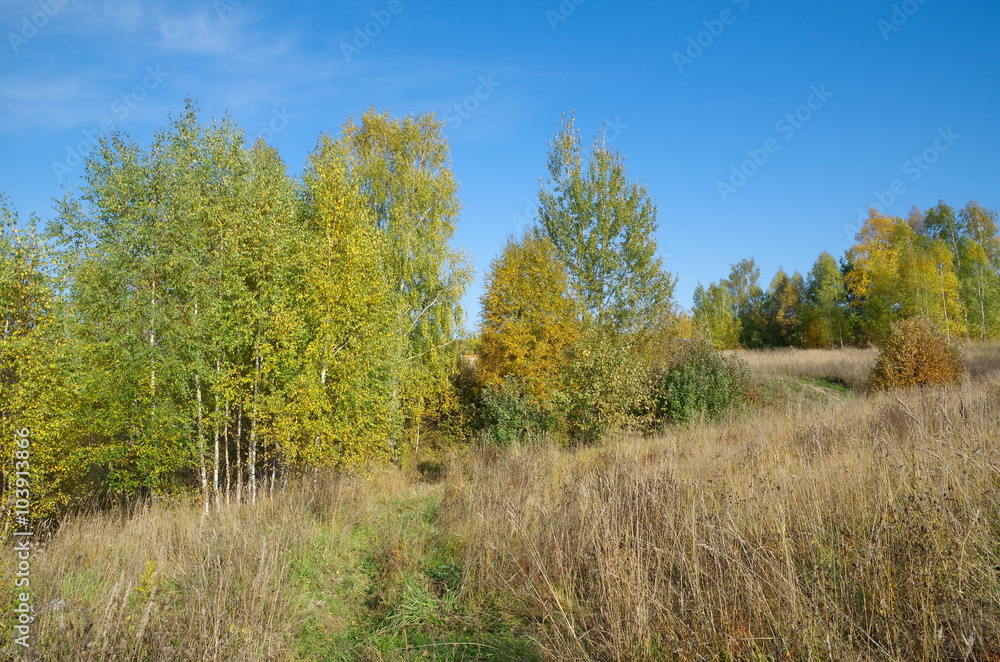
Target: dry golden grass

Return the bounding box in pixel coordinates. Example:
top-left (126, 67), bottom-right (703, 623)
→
top-left (963, 341), bottom-right (1000, 380)
top-left (443, 355), bottom-right (1000, 660)
top-left (728, 346), bottom-right (877, 391)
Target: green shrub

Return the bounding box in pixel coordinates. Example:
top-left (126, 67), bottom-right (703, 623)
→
top-left (554, 329), bottom-right (650, 445)
top-left (477, 376), bottom-right (550, 446)
top-left (647, 342), bottom-right (753, 425)
top-left (868, 317), bottom-right (963, 391)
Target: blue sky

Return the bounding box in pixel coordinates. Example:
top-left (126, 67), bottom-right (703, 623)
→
top-left (2, 0), bottom-right (998, 325)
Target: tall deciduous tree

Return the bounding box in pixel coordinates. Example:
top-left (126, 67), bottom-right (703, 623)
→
top-left (958, 202), bottom-right (1000, 339)
top-left (533, 115), bottom-right (676, 441)
top-left (764, 268), bottom-right (805, 346)
top-left (537, 115), bottom-right (675, 335)
top-left (692, 280), bottom-right (740, 349)
top-left (0, 199), bottom-right (50, 413)
top-left (339, 109), bottom-right (472, 441)
top-left (924, 201), bottom-right (1000, 339)
top-left (725, 258), bottom-right (767, 348)
top-left (297, 135), bottom-right (401, 468)
top-left (0, 199), bottom-right (60, 513)
top-left (49, 103), bottom-right (313, 506)
top-left (846, 209), bottom-right (965, 341)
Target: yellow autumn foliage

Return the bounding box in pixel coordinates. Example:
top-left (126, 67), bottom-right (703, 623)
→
top-left (478, 231), bottom-right (579, 405)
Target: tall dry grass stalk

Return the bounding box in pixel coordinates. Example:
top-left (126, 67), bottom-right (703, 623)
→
top-left (445, 372), bottom-right (1000, 660)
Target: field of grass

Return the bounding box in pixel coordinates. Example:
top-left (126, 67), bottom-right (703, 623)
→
top-left (3, 345), bottom-right (999, 660)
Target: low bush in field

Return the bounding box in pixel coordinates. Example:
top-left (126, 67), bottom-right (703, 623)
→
top-left (646, 341), bottom-right (753, 425)
top-left (477, 375), bottom-right (551, 446)
top-left (869, 316), bottom-right (964, 391)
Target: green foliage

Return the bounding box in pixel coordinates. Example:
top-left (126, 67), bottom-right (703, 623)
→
top-left (46, 104), bottom-right (267, 505)
top-left (957, 202), bottom-right (1000, 340)
top-left (22, 102), bottom-right (467, 514)
top-left (728, 258), bottom-right (768, 348)
top-left (532, 115), bottom-right (676, 443)
top-left (339, 109), bottom-right (473, 441)
top-left (801, 251), bottom-right (849, 348)
top-left (0, 200), bottom-right (62, 515)
top-left (924, 201), bottom-right (1000, 340)
top-left (478, 376), bottom-right (550, 447)
top-left (298, 134), bottom-right (402, 468)
top-left (410, 348), bottom-right (480, 466)
top-left (846, 209), bottom-right (966, 342)
top-left (763, 268), bottom-right (806, 346)
top-left (537, 114), bottom-right (675, 334)
top-left (869, 317), bottom-right (964, 391)
top-left (557, 328), bottom-right (649, 443)
top-left (646, 342), bottom-right (753, 425)
top-left (692, 258), bottom-right (783, 350)
top-left (692, 280), bottom-right (740, 349)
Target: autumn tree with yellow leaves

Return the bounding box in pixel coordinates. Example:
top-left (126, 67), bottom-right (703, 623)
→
top-left (477, 230), bottom-right (578, 406)
top-left (338, 109), bottom-right (472, 448)
top-left (845, 209), bottom-right (965, 342)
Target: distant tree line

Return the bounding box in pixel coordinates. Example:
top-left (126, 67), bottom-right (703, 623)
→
top-left (692, 202), bottom-right (1000, 349)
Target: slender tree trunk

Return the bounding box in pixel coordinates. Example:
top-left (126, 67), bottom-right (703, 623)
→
top-left (197, 371), bottom-right (207, 513)
top-left (235, 405), bottom-right (243, 503)
top-left (149, 280), bottom-right (156, 413)
top-left (249, 354), bottom-right (260, 504)
top-left (223, 405), bottom-right (231, 506)
top-left (212, 359), bottom-right (221, 501)
top-left (212, 417), bottom-right (220, 506)
top-left (940, 269), bottom-right (951, 340)
top-left (978, 266), bottom-right (988, 341)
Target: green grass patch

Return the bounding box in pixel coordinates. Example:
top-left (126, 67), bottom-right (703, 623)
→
top-left (289, 484), bottom-right (542, 661)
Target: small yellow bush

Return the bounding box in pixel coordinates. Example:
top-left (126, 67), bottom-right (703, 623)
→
top-left (869, 317), bottom-right (963, 391)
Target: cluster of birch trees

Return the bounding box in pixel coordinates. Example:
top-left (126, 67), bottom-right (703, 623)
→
top-left (693, 202), bottom-right (1000, 349)
top-left (1, 102), bottom-right (470, 513)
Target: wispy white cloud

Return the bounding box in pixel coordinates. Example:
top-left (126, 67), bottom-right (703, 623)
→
top-left (156, 7), bottom-right (238, 53)
top-left (96, 0), bottom-right (147, 32)
top-left (0, 77), bottom-right (89, 129)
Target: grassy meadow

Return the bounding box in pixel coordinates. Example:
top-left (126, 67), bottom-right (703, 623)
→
top-left (3, 344), bottom-right (1000, 661)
